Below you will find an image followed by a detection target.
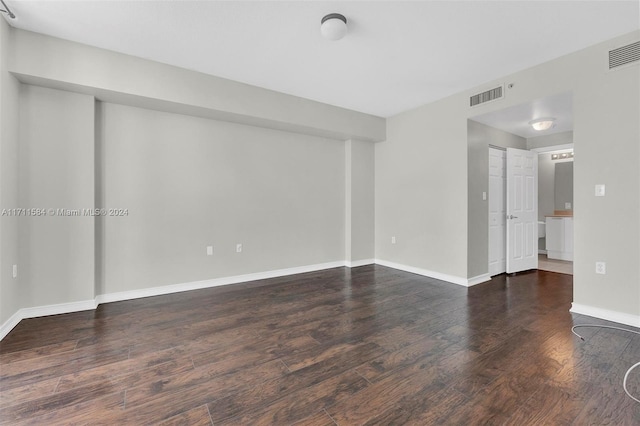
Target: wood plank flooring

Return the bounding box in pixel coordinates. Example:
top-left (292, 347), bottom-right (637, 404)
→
top-left (1, 265), bottom-right (639, 424)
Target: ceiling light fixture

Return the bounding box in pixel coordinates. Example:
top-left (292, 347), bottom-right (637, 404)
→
top-left (0, 0), bottom-right (15, 19)
top-left (321, 13), bottom-right (347, 41)
top-left (551, 151), bottom-right (573, 161)
top-left (529, 117), bottom-right (556, 131)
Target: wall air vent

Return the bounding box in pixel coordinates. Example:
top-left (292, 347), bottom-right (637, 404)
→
top-left (609, 41), bottom-right (640, 70)
top-left (470, 85), bottom-right (503, 107)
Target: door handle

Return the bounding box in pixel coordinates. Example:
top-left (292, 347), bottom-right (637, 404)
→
top-left (507, 215), bottom-right (518, 219)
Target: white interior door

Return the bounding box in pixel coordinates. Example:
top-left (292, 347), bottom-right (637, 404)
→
top-left (488, 148), bottom-right (506, 276)
top-left (506, 147), bottom-right (538, 273)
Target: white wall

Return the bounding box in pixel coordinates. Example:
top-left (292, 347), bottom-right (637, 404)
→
top-left (376, 94), bottom-right (468, 280)
top-left (9, 29), bottom-right (385, 143)
top-left (345, 140), bottom-right (375, 264)
top-left (572, 33), bottom-right (640, 322)
top-left (377, 30), bottom-right (640, 322)
top-left (97, 102), bottom-right (345, 294)
top-left (0, 17), bottom-right (20, 325)
top-left (18, 85), bottom-right (95, 307)
top-left (527, 130), bottom-right (573, 150)
top-left (0, 24), bottom-right (380, 338)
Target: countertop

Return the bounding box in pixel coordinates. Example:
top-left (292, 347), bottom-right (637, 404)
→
top-left (545, 210), bottom-right (573, 218)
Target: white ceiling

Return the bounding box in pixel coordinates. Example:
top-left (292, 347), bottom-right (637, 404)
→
top-left (4, 1), bottom-right (639, 117)
top-left (471, 92), bottom-right (573, 138)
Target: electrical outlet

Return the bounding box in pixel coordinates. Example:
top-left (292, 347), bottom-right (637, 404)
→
top-left (12, 264), bottom-right (17, 278)
top-left (595, 184), bottom-right (605, 197)
top-left (595, 262), bottom-right (606, 275)
top-left (482, 192), bottom-right (487, 201)
top-left (391, 236), bottom-right (396, 244)
top-left (565, 202), bottom-right (571, 209)
top-left (236, 243), bottom-right (243, 253)
top-left (206, 246), bottom-right (213, 256)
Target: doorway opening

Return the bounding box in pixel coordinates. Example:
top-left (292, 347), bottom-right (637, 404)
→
top-left (468, 91), bottom-right (574, 277)
top-left (531, 144), bottom-right (574, 275)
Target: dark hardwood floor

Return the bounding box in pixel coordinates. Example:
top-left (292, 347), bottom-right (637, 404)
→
top-left (1, 265), bottom-right (639, 425)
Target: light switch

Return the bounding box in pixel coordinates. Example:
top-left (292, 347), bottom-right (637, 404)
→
top-left (595, 184), bottom-right (605, 197)
top-left (206, 246), bottom-right (213, 256)
top-left (482, 192), bottom-right (487, 201)
top-left (565, 202), bottom-right (571, 209)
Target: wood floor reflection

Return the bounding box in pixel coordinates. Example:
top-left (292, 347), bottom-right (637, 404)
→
top-left (1, 265), bottom-right (638, 424)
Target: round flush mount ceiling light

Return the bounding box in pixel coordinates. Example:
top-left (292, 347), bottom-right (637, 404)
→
top-left (321, 13), bottom-right (347, 41)
top-left (529, 118), bottom-right (556, 131)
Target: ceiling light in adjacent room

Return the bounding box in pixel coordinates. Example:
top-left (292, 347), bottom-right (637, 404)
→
top-left (321, 13), bottom-right (347, 41)
top-left (551, 151), bottom-right (573, 161)
top-left (0, 0), bottom-right (15, 19)
top-left (529, 118), bottom-right (556, 131)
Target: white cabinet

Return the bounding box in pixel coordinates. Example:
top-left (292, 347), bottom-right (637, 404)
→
top-left (545, 217), bottom-right (573, 261)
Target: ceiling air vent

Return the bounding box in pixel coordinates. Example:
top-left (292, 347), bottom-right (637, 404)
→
top-left (470, 85), bottom-right (503, 107)
top-left (609, 41), bottom-right (640, 70)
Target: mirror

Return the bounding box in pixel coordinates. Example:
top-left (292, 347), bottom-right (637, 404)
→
top-left (554, 162), bottom-right (573, 210)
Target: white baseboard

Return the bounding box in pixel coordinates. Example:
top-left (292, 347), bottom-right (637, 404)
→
top-left (570, 303), bottom-right (640, 328)
top-left (374, 259), bottom-right (478, 287)
top-left (0, 310), bottom-right (23, 341)
top-left (345, 259), bottom-right (375, 268)
top-left (20, 299), bottom-right (97, 317)
top-left (1, 260), bottom-right (350, 340)
top-left (0, 299), bottom-right (97, 341)
top-left (0, 258), bottom-right (498, 341)
top-left (538, 249), bottom-right (547, 255)
top-left (97, 261), bottom-right (346, 305)
top-left (467, 273), bottom-right (492, 287)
